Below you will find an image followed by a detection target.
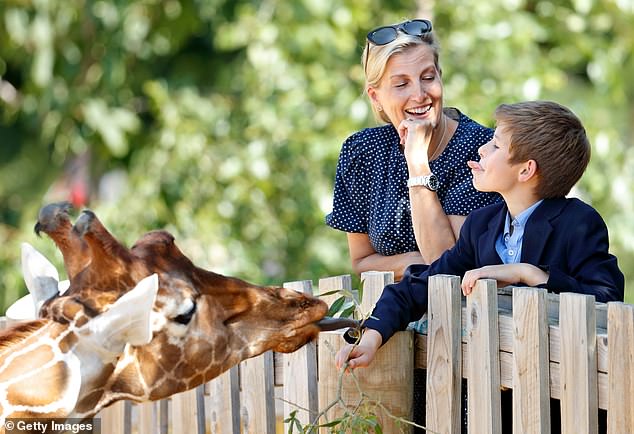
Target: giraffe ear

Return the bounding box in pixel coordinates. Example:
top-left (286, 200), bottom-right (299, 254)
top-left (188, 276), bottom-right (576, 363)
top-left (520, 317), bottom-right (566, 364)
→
top-left (81, 273), bottom-right (159, 355)
top-left (21, 242), bottom-right (61, 315)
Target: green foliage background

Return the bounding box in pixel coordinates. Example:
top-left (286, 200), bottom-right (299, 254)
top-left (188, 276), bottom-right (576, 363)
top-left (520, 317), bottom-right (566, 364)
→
top-left (1, 0), bottom-right (632, 312)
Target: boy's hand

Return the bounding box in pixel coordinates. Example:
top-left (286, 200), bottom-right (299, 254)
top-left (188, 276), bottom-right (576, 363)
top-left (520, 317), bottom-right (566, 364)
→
top-left (397, 118), bottom-right (434, 173)
top-left (461, 264), bottom-right (549, 295)
top-left (335, 329), bottom-right (382, 371)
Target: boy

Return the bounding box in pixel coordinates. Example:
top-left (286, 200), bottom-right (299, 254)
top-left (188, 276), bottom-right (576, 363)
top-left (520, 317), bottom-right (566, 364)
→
top-left (336, 100), bottom-right (625, 370)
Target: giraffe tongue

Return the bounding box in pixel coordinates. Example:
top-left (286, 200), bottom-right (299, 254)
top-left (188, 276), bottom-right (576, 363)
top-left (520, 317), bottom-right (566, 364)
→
top-left (316, 317), bottom-right (360, 331)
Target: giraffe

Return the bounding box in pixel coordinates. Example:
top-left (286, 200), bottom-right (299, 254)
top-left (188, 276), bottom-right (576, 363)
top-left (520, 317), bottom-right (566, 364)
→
top-left (27, 202), bottom-right (353, 418)
top-left (0, 272), bottom-right (159, 428)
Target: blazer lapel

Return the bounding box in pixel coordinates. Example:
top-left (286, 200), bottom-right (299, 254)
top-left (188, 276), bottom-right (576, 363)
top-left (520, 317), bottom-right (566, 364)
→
top-left (478, 203), bottom-right (507, 266)
top-left (520, 198), bottom-right (566, 264)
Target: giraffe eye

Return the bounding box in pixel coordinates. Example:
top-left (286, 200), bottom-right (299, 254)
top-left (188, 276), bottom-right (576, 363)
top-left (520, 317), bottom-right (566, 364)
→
top-left (173, 300), bottom-right (197, 325)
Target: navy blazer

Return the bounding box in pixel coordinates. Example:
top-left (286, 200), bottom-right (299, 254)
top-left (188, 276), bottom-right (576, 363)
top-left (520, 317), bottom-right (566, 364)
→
top-left (365, 197), bottom-right (625, 344)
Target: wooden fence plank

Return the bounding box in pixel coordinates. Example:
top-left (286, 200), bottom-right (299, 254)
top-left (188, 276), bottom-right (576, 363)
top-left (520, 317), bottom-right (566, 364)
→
top-left (240, 351), bottom-right (275, 434)
top-left (282, 280), bottom-right (318, 428)
top-left (416, 334), bottom-right (611, 409)
top-left (3, 273), bottom-right (633, 434)
top-left (207, 366), bottom-right (240, 434)
top-left (317, 274), bottom-right (352, 311)
top-left (318, 271), bottom-right (413, 433)
top-left (425, 275), bottom-right (462, 434)
top-left (172, 386), bottom-right (203, 434)
top-left (466, 279), bottom-right (501, 434)
top-left (512, 287), bottom-right (550, 434)
top-left (159, 400), bottom-right (168, 434)
top-left (432, 340), bottom-right (612, 402)
top-left (318, 329), bottom-right (414, 433)
top-left (100, 400), bottom-right (126, 434)
top-left (359, 270), bottom-right (393, 315)
top-left (137, 401), bottom-right (158, 434)
top-left (316, 330), bottom-right (345, 430)
top-left (607, 302), bottom-right (634, 433)
top-left (559, 292), bottom-right (598, 434)
top-left (316, 274), bottom-right (355, 433)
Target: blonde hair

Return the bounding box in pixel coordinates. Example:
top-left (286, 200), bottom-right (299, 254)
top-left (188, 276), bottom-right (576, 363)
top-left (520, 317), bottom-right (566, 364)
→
top-left (363, 30), bottom-right (441, 123)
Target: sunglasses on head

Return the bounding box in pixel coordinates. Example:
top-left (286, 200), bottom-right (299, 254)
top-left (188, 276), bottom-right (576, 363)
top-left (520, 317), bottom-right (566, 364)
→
top-left (366, 19), bottom-right (433, 46)
top-left (364, 19), bottom-right (433, 74)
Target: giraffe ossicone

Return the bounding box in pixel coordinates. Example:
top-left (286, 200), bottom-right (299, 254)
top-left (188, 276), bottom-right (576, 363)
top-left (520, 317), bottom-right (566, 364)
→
top-left (4, 202), bottom-right (341, 419)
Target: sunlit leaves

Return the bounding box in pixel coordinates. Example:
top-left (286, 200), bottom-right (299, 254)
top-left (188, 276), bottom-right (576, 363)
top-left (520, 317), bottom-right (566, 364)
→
top-left (0, 0), bottom-right (633, 314)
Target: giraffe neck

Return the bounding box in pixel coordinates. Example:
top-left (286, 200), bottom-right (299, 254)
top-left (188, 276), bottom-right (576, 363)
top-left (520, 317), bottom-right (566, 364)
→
top-left (73, 334), bottom-right (253, 415)
top-left (0, 321), bottom-right (79, 425)
top-left (0, 317), bottom-right (120, 424)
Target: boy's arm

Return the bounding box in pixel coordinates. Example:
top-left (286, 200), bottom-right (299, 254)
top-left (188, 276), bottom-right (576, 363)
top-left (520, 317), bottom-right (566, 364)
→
top-left (363, 215), bottom-right (479, 346)
top-left (539, 209), bottom-right (624, 302)
top-left (461, 263), bottom-right (549, 295)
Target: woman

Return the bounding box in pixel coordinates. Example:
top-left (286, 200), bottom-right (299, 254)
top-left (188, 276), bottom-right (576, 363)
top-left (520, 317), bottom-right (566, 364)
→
top-left (327, 21), bottom-right (502, 431)
top-left (326, 19), bottom-right (500, 280)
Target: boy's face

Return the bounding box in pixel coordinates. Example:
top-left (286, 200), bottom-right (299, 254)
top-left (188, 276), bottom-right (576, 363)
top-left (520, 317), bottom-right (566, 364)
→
top-left (469, 122), bottom-right (524, 195)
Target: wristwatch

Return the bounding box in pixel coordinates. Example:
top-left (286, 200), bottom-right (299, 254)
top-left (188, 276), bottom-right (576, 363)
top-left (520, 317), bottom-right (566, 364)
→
top-left (407, 174), bottom-right (439, 191)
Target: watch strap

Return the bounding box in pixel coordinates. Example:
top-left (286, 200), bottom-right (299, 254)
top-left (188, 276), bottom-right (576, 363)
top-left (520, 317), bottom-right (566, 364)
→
top-left (407, 174), bottom-right (439, 190)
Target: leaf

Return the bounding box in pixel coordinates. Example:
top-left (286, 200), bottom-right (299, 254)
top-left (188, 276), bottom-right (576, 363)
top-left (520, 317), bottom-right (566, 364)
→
top-left (317, 418), bottom-right (343, 428)
top-left (317, 289), bottom-right (342, 297)
top-left (340, 303), bottom-right (356, 318)
top-left (327, 295), bottom-right (346, 316)
top-left (284, 410), bottom-right (297, 424)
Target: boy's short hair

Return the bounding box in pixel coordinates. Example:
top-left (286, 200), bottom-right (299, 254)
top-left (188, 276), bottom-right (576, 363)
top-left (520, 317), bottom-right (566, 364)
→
top-left (495, 101), bottom-right (591, 198)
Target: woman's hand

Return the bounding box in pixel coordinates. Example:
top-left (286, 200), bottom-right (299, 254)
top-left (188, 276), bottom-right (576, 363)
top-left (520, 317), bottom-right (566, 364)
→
top-left (461, 263), bottom-right (549, 295)
top-left (335, 329), bottom-right (383, 371)
top-left (397, 118), bottom-right (435, 173)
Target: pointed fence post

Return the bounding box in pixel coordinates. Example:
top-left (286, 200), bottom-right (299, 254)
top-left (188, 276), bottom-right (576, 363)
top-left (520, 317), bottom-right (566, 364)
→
top-left (207, 366), bottom-right (240, 434)
top-left (318, 271), bottom-right (414, 433)
top-left (607, 302), bottom-right (634, 433)
top-left (559, 292), bottom-right (598, 433)
top-left (240, 351), bottom-right (275, 434)
top-left (512, 287), bottom-right (550, 434)
top-left (282, 280), bottom-right (318, 429)
top-left (426, 274), bottom-right (462, 434)
top-left (466, 278), bottom-right (502, 434)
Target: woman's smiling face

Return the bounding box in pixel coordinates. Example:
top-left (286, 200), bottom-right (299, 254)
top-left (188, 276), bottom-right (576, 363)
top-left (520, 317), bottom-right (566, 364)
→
top-left (367, 44), bottom-right (444, 129)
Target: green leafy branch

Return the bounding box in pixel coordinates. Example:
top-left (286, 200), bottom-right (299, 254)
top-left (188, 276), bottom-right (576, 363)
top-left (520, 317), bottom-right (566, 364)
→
top-left (281, 287), bottom-right (432, 434)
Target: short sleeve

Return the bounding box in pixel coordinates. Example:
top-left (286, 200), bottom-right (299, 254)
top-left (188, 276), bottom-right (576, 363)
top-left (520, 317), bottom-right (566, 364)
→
top-left (325, 134), bottom-right (368, 233)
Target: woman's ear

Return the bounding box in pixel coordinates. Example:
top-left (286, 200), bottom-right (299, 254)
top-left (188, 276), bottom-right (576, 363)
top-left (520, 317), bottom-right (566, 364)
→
top-left (518, 159), bottom-right (538, 182)
top-left (367, 87), bottom-right (381, 109)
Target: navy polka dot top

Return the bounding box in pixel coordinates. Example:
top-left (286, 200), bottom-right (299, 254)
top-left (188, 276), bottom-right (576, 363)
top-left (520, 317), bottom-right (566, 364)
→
top-left (326, 109), bottom-right (502, 256)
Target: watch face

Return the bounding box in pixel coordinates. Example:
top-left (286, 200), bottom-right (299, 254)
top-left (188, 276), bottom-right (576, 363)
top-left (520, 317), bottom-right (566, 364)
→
top-left (427, 174), bottom-right (439, 191)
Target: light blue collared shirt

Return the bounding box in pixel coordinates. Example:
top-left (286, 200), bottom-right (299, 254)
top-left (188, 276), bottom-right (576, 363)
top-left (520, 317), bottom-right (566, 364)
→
top-left (495, 200), bottom-right (544, 264)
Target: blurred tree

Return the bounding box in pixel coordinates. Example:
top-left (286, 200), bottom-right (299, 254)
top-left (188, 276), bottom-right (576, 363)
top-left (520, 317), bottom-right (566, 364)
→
top-left (0, 0), bottom-right (632, 312)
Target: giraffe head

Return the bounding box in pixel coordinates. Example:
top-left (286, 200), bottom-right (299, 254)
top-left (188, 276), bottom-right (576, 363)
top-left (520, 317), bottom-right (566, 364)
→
top-left (0, 270), bottom-right (158, 425)
top-left (31, 202), bottom-right (329, 412)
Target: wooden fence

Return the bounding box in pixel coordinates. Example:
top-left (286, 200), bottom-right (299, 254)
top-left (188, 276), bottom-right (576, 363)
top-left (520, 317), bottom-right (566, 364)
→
top-left (4, 271), bottom-right (634, 433)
